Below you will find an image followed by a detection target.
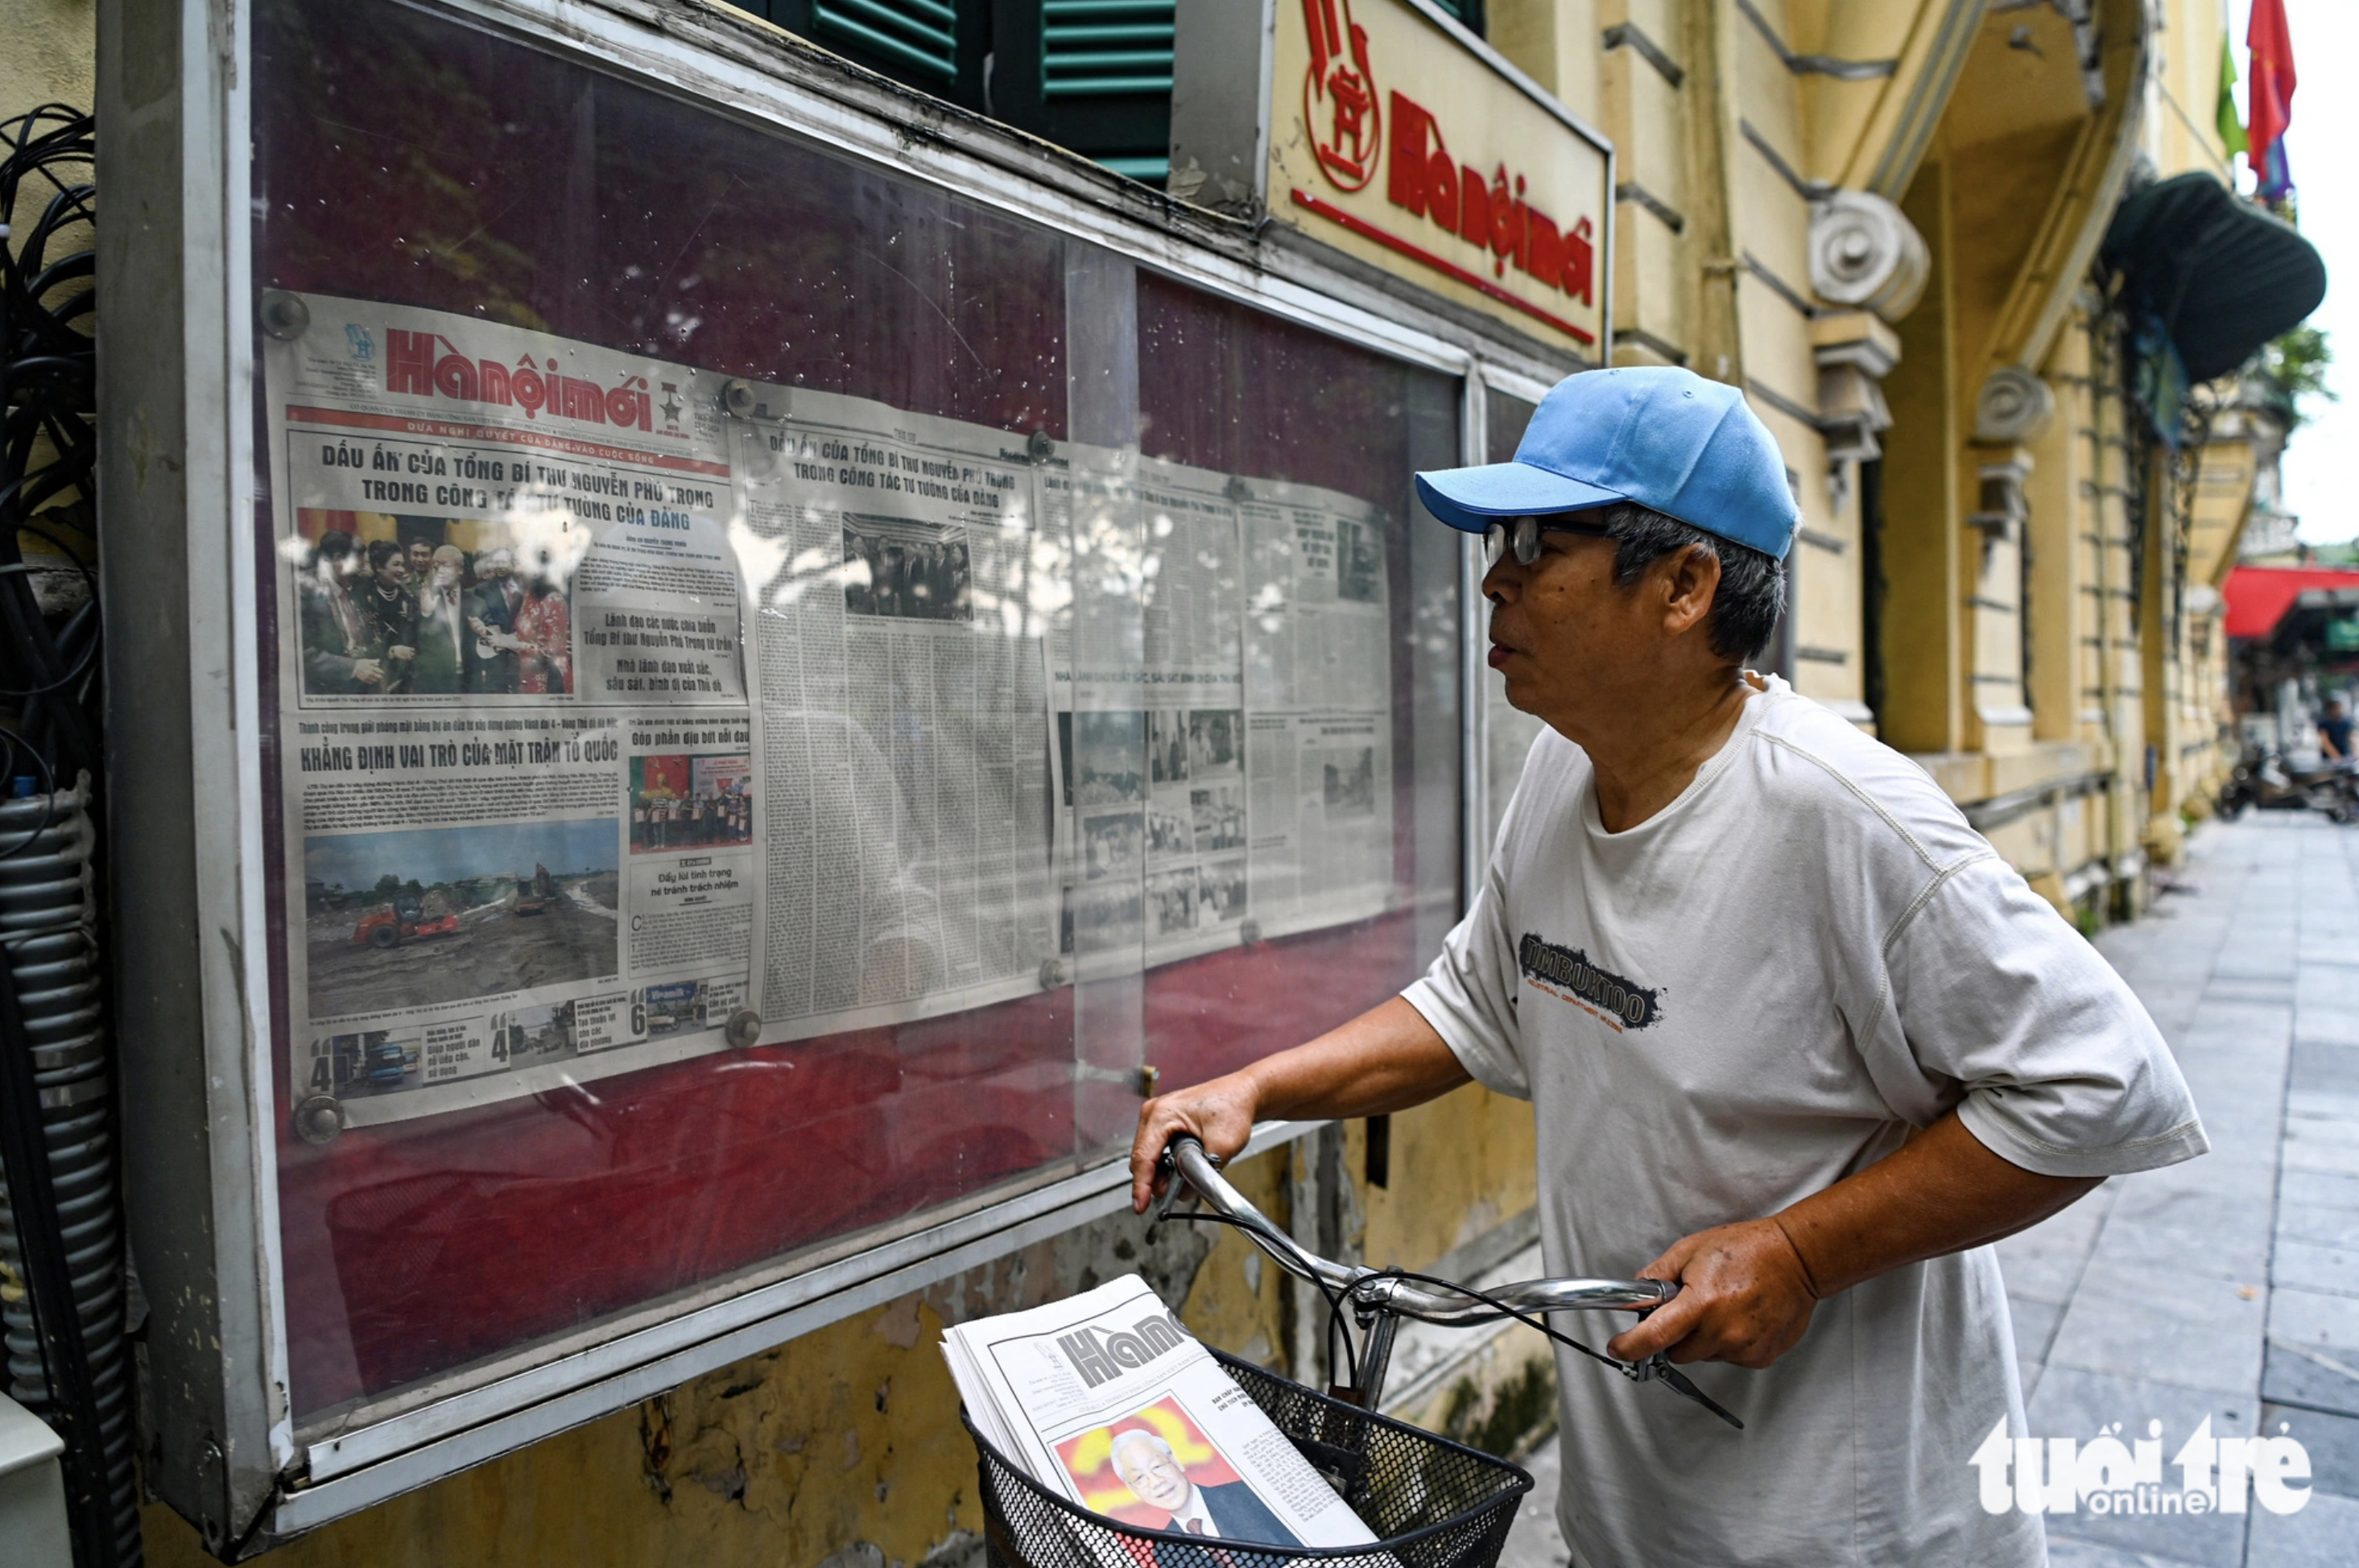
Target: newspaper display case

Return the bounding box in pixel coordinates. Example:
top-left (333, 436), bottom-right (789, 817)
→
top-left (98, 0), bottom-right (1601, 1548)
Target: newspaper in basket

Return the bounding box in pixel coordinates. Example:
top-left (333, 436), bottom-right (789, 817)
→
top-left (945, 1275), bottom-right (1386, 1549)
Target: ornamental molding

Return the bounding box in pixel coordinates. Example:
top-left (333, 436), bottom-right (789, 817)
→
top-left (1807, 191), bottom-right (1929, 323)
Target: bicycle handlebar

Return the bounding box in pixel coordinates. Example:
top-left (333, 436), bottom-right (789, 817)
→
top-left (1160, 1134), bottom-right (1678, 1319)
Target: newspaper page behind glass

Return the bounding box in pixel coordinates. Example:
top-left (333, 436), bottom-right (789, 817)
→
top-left (1042, 451), bottom-right (1399, 976)
top-left (728, 384), bottom-right (1059, 1037)
top-left (1136, 460), bottom-right (1250, 967)
top-left (1241, 481), bottom-right (1395, 943)
top-left (1043, 439), bottom-right (1148, 969)
top-left (943, 1275), bottom-right (1378, 1549)
top-left (266, 294), bottom-right (757, 1128)
top-left (266, 294), bottom-right (1400, 1130)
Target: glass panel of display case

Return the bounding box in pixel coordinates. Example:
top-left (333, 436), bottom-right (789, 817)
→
top-left (1130, 274), bottom-right (1464, 1091)
top-left (249, 0), bottom-right (1465, 1434)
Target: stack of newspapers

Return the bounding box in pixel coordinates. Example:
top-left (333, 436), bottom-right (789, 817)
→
top-left (944, 1274), bottom-right (1379, 1550)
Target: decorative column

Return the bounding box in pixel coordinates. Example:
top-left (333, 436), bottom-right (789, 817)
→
top-left (1807, 192), bottom-right (1931, 320)
top-left (1807, 192), bottom-right (1929, 499)
top-left (1965, 365), bottom-right (2058, 741)
top-left (1792, 189), bottom-right (1930, 729)
top-left (1812, 313), bottom-right (1898, 467)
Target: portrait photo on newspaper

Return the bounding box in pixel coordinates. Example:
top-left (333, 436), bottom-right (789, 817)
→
top-left (1056, 1397), bottom-right (1302, 1545)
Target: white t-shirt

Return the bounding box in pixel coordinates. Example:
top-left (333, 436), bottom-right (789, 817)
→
top-left (1402, 677), bottom-right (2204, 1568)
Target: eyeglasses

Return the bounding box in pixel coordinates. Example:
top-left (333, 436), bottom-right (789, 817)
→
top-left (1481, 515), bottom-right (1613, 570)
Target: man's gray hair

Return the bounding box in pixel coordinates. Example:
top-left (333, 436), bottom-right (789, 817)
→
top-left (1109, 1430), bottom-right (1175, 1466)
top-left (1597, 500), bottom-right (1786, 663)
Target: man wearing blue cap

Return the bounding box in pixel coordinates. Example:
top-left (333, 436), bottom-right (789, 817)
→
top-left (1132, 367), bottom-right (2205, 1566)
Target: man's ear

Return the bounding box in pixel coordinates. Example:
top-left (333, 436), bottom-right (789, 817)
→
top-left (1658, 544), bottom-right (1723, 637)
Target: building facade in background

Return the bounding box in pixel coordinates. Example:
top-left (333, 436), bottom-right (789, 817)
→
top-left (0, 2), bottom-right (2320, 1565)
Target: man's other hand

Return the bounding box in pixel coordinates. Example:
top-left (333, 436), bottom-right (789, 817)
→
top-left (1602, 1112), bottom-right (2101, 1374)
top-left (1129, 1075), bottom-right (1258, 1215)
top-left (1605, 1219), bottom-right (1819, 1370)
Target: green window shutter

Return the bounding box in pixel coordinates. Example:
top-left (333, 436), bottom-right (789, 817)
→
top-left (812, 0), bottom-right (961, 82)
top-left (1041, 1), bottom-right (1175, 100)
top-left (735, 0), bottom-right (987, 109)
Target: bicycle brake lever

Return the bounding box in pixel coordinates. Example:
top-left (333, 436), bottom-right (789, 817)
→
top-left (1619, 1305), bottom-right (1744, 1430)
top-left (1634, 1355), bottom-right (1745, 1430)
top-left (1146, 1168), bottom-right (1187, 1232)
top-left (1146, 1141), bottom-right (1221, 1232)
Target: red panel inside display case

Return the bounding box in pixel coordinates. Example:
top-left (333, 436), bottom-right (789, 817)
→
top-left (255, 0), bottom-right (1457, 1421)
top-left (1133, 274), bottom-right (1460, 1087)
top-left (278, 997), bottom-right (1080, 1401)
top-left (252, 3), bottom-right (1068, 436)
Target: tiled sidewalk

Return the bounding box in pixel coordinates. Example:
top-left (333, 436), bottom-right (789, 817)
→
top-left (2023, 816), bottom-right (2358, 1566)
top-left (1497, 815), bottom-right (2359, 1566)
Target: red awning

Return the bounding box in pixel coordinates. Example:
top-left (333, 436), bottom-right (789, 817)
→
top-left (2224, 565), bottom-right (2359, 640)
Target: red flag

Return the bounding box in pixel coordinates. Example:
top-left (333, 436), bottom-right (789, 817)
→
top-left (2247, 0), bottom-right (2297, 166)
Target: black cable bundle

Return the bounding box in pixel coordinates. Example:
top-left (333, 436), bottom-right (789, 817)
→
top-left (1, 104), bottom-right (100, 778)
top-left (0, 103), bottom-right (134, 1568)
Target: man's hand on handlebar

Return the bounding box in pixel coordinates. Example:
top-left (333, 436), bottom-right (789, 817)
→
top-left (1130, 1073), bottom-right (1258, 1214)
top-left (1605, 1111), bottom-right (2101, 1372)
top-left (1126, 997), bottom-right (1472, 1215)
top-left (1604, 1218), bottom-right (1819, 1371)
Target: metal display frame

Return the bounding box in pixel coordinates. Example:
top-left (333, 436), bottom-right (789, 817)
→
top-left (97, 0), bottom-right (1605, 1547)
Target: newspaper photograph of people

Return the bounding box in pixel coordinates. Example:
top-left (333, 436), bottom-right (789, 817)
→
top-left (263, 292), bottom-right (1405, 1130)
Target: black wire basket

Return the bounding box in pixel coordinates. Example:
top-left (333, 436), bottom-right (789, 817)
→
top-left (965, 1350), bottom-right (1534, 1568)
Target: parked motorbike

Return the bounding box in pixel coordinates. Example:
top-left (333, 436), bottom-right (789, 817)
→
top-left (2219, 747), bottom-right (2359, 823)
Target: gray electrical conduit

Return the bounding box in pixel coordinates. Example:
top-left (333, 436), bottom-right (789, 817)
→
top-left (0, 781), bottom-right (139, 1566)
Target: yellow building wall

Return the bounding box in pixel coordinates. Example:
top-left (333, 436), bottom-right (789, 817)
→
top-left (1727, 2), bottom-right (1858, 714)
top-left (2130, 0), bottom-right (2254, 856)
top-left (1792, 2), bottom-right (1974, 194)
top-left (2082, 307), bottom-right (2152, 895)
top-left (1878, 155), bottom-right (1964, 758)
top-left (1585, 0), bottom-right (1909, 719)
top-left (2, 0), bottom-right (90, 113)
top-left (2143, 0), bottom-right (2237, 190)
top-left (1593, 0), bottom-right (1692, 366)
top-left (1858, 0), bottom-right (2281, 906)
top-left (1358, 1090), bottom-right (1539, 1271)
top-left (1489, 0), bottom-right (1602, 129)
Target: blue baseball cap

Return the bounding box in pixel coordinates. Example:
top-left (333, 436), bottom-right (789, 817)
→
top-left (1415, 367), bottom-right (1799, 560)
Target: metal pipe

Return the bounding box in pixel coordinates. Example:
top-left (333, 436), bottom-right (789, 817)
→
top-left (0, 784), bottom-right (140, 1566)
top-left (1165, 1137), bottom-right (1676, 1318)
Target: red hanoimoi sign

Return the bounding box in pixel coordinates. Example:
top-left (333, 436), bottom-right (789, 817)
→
top-left (1302, 0), bottom-right (1381, 191)
top-left (1384, 93), bottom-right (1595, 303)
top-left (385, 327), bottom-right (657, 431)
top-left (1274, 0), bottom-right (1609, 349)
